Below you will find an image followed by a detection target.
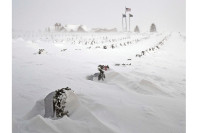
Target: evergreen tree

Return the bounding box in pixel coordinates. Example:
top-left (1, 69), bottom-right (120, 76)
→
top-left (77, 25), bottom-right (85, 32)
top-left (150, 23), bottom-right (157, 32)
top-left (134, 25), bottom-right (140, 33)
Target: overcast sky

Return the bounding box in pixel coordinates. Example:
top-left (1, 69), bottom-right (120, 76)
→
top-left (12, 0), bottom-right (185, 32)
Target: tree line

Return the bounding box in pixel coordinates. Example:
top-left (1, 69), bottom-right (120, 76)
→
top-left (134, 23), bottom-right (157, 33)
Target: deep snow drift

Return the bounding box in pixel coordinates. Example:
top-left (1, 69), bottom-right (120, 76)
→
top-left (12, 32), bottom-right (185, 133)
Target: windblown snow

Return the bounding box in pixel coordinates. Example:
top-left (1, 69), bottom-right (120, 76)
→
top-left (12, 32), bottom-right (185, 133)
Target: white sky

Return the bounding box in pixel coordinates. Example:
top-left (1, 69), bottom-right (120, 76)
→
top-left (12, 0), bottom-right (185, 32)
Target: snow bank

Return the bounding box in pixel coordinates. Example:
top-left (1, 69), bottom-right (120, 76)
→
top-left (12, 32), bottom-right (185, 133)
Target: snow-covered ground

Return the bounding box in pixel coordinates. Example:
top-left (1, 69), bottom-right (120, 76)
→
top-left (12, 32), bottom-right (185, 133)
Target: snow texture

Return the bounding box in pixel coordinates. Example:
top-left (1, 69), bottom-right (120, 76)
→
top-left (12, 31), bottom-right (185, 133)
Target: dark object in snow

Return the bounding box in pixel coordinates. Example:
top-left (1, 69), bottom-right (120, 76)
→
top-left (103, 46), bottom-right (107, 49)
top-left (95, 46), bottom-right (100, 48)
top-left (115, 63), bottom-right (120, 66)
top-left (87, 73), bottom-right (99, 81)
top-left (44, 87), bottom-right (71, 118)
top-left (98, 68), bottom-right (105, 81)
top-left (111, 44), bottom-right (115, 49)
top-left (61, 49), bottom-right (67, 52)
top-left (121, 63), bottom-right (131, 66)
top-left (141, 51), bottom-right (145, 55)
top-left (98, 65), bottom-right (107, 81)
top-left (136, 54), bottom-right (142, 57)
top-left (127, 59), bottom-right (131, 60)
top-left (87, 65), bottom-right (108, 81)
top-left (38, 49), bottom-right (45, 54)
top-left (156, 46), bottom-right (160, 49)
top-left (98, 65), bottom-right (109, 71)
top-left (54, 87), bottom-right (71, 118)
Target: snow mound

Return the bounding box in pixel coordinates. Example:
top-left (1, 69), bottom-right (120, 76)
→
top-left (105, 71), bottom-right (170, 96)
top-left (139, 79), bottom-right (169, 96)
top-left (24, 89), bottom-right (80, 120)
top-left (23, 110), bottom-right (118, 133)
top-left (24, 99), bottom-right (45, 120)
top-left (18, 90), bottom-right (119, 133)
top-left (13, 32), bottom-right (185, 133)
